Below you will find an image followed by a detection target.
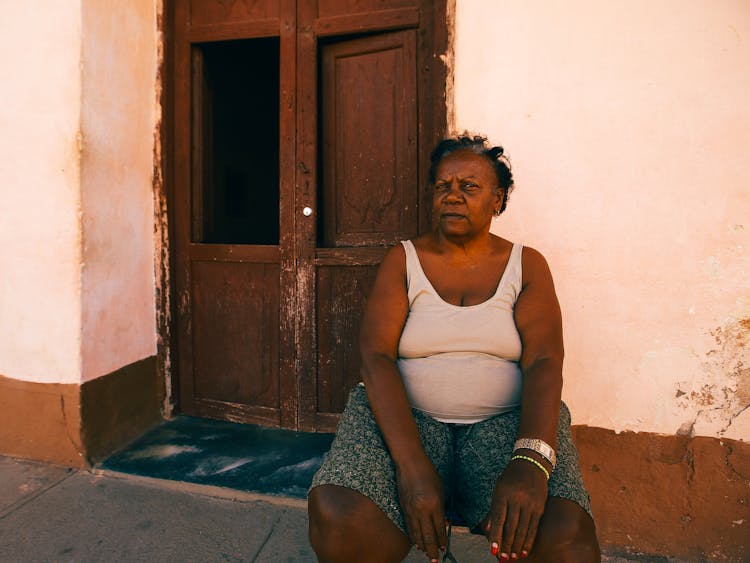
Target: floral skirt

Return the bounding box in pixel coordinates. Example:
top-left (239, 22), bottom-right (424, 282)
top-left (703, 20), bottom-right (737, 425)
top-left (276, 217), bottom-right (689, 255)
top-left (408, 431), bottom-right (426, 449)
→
top-left (310, 384), bottom-right (593, 534)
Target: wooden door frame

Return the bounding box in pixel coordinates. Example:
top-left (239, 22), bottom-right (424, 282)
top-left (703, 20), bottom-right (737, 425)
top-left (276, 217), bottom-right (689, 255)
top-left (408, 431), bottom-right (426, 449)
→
top-left (278, 0), bottom-right (299, 428)
top-left (159, 0), bottom-right (178, 418)
top-left (159, 0), bottom-right (448, 429)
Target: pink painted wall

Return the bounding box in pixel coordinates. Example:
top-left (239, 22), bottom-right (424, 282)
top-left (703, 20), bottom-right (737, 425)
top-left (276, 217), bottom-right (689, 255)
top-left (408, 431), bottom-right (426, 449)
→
top-left (454, 0), bottom-right (750, 440)
top-left (0, 2), bottom-right (83, 384)
top-left (80, 0), bottom-right (159, 382)
top-left (0, 1), bottom-right (160, 385)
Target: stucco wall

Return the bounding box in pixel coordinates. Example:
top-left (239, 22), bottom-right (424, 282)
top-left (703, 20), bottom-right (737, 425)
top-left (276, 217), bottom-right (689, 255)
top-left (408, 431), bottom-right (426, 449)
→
top-left (80, 0), bottom-right (159, 382)
top-left (454, 0), bottom-right (750, 440)
top-left (0, 1), bottom-right (83, 384)
top-left (0, 1), bottom-right (159, 385)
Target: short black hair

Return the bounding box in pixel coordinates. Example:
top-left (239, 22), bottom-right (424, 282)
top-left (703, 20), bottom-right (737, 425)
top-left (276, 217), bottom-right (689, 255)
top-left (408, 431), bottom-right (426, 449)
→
top-left (429, 133), bottom-right (515, 214)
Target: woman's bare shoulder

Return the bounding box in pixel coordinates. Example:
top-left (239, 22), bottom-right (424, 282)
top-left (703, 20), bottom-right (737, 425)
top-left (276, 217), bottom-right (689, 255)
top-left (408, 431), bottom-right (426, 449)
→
top-left (377, 242), bottom-right (407, 278)
top-left (520, 245), bottom-right (555, 286)
top-left (520, 244), bottom-right (547, 263)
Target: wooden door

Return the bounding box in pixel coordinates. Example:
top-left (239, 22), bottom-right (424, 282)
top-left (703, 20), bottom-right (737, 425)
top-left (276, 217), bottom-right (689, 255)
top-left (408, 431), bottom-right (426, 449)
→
top-left (170, 0), bottom-right (446, 431)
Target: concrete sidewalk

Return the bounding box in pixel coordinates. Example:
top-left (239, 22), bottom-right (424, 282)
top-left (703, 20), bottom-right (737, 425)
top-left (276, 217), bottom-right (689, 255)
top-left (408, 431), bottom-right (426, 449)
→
top-left (0, 456), bottom-right (675, 562)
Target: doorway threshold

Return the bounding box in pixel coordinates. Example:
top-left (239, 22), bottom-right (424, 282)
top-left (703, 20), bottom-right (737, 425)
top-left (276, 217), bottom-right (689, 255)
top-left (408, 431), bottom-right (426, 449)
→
top-left (100, 416), bottom-right (334, 499)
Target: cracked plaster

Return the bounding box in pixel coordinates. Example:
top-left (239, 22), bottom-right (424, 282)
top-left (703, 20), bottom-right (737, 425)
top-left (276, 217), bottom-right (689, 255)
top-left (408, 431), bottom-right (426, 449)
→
top-left (674, 316), bottom-right (750, 440)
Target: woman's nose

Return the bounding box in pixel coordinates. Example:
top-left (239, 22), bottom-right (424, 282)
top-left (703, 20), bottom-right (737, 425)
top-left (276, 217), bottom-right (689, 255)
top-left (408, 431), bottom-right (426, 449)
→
top-left (444, 182), bottom-right (463, 201)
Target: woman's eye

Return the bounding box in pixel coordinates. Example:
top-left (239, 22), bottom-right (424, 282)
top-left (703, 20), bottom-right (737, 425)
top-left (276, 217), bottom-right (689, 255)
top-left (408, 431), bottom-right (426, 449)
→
top-left (434, 183), bottom-right (449, 192)
top-left (462, 182), bottom-right (479, 190)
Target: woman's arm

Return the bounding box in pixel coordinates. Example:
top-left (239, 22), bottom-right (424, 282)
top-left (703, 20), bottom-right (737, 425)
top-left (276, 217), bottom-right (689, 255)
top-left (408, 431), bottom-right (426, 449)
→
top-left (515, 246), bottom-right (564, 451)
top-left (359, 244), bottom-right (448, 561)
top-left (360, 245), bottom-right (424, 465)
top-left (486, 246), bottom-right (564, 561)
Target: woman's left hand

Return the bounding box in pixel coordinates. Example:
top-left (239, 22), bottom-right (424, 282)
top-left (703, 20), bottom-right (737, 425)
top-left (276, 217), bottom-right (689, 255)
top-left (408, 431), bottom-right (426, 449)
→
top-left (482, 458), bottom-right (549, 560)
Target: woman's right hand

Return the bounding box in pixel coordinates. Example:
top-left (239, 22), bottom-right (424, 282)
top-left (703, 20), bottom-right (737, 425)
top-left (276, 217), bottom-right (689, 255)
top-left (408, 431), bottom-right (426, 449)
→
top-left (396, 456), bottom-right (447, 563)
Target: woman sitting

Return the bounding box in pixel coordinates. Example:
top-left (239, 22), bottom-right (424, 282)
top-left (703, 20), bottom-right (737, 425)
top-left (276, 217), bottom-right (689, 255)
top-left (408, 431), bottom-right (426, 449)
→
top-left (308, 134), bottom-right (600, 562)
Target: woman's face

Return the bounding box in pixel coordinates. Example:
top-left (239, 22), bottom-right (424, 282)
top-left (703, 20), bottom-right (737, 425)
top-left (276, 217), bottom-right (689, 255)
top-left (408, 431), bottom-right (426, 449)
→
top-left (432, 150), bottom-right (503, 239)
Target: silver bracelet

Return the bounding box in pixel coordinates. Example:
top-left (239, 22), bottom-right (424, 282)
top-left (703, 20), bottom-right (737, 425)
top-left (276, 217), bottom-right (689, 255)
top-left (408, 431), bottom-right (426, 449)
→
top-left (513, 438), bottom-right (556, 468)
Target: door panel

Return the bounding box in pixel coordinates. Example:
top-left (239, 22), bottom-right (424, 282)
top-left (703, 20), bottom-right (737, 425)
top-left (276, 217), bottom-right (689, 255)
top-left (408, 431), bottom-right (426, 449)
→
top-left (320, 31), bottom-right (418, 247)
top-left (191, 259), bottom-right (280, 419)
top-left (315, 265), bottom-right (378, 414)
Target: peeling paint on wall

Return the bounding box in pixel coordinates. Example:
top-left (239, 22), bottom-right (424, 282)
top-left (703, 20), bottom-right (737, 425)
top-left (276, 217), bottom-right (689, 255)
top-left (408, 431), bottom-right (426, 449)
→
top-left (152, 0), bottom-right (172, 417)
top-left (675, 315), bottom-right (750, 440)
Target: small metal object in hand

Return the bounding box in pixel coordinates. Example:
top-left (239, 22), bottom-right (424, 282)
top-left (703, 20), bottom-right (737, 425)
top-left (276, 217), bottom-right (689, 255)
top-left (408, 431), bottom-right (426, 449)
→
top-left (441, 521), bottom-right (459, 563)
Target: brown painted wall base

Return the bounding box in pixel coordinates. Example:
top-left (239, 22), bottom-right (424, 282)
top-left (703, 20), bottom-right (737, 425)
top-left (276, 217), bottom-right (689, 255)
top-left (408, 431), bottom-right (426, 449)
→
top-left (0, 356), bottom-right (163, 467)
top-left (573, 426), bottom-right (749, 562)
top-left (0, 376), bottom-right (84, 467)
top-left (81, 356), bottom-right (164, 463)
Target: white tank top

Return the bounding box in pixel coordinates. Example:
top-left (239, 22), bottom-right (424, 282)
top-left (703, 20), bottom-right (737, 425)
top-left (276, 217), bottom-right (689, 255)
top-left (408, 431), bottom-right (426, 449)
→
top-left (397, 240), bottom-right (524, 423)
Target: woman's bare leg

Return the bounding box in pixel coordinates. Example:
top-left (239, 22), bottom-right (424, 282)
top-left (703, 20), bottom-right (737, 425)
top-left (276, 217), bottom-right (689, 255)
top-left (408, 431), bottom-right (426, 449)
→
top-left (308, 484), bottom-right (412, 563)
top-left (521, 497), bottom-right (600, 563)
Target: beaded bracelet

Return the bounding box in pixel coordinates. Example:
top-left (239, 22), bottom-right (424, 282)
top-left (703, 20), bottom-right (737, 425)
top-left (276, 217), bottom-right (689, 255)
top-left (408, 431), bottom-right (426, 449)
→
top-left (510, 454), bottom-right (550, 481)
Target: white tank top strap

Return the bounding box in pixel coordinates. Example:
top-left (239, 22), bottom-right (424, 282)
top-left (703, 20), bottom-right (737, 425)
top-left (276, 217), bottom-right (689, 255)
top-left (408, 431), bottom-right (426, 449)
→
top-left (504, 242), bottom-right (524, 303)
top-left (400, 239), bottom-right (430, 303)
top-left (399, 239), bottom-right (416, 288)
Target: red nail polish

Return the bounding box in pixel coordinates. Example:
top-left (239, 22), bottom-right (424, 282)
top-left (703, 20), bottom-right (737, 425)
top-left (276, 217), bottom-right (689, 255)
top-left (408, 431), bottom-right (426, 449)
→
top-left (511, 554), bottom-right (518, 560)
top-left (520, 551), bottom-right (528, 558)
top-left (500, 554), bottom-right (510, 562)
top-left (491, 542), bottom-right (499, 556)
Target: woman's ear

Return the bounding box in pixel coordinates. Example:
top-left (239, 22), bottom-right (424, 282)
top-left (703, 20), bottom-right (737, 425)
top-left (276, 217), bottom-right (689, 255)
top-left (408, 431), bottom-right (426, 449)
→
top-left (494, 188), bottom-right (505, 215)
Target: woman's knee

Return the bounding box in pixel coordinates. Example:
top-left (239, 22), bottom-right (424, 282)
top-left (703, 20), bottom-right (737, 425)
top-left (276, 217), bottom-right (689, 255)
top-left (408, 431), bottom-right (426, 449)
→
top-left (308, 485), bottom-right (410, 562)
top-left (308, 485), bottom-right (358, 561)
top-left (531, 498), bottom-right (600, 563)
top-left (308, 486), bottom-right (356, 540)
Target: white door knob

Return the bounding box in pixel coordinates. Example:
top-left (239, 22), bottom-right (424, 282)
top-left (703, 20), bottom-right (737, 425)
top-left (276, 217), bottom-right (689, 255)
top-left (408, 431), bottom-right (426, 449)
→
top-left (302, 206), bottom-right (313, 216)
